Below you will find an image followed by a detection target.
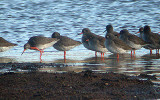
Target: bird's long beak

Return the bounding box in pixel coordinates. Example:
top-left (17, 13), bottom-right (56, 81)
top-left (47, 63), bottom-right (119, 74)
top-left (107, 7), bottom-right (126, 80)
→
top-left (77, 32), bottom-right (83, 35)
top-left (21, 49), bottom-right (26, 55)
top-left (103, 30), bottom-right (107, 33)
top-left (136, 32), bottom-right (140, 34)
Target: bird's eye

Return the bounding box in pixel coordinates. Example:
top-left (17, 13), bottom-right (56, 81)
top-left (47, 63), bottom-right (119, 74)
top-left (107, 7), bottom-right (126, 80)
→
top-left (85, 30), bottom-right (88, 33)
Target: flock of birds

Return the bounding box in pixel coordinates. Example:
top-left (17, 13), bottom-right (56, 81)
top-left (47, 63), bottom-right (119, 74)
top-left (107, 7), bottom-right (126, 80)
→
top-left (0, 24), bottom-right (159, 62)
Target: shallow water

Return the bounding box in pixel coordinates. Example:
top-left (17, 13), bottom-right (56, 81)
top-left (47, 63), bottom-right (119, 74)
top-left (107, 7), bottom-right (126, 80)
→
top-left (0, 0), bottom-right (160, 84)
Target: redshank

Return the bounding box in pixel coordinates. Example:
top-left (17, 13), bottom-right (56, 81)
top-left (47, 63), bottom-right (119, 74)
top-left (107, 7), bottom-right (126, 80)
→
top-left (105, 33), bottom-right (133, 60)
top-left (52, 32), bottom-right (82, 61)
top-left (119, 29), bottom-right (148, 56)
top-left (136, 27), bottom-right (153, 54)
top-left (104, 24), bottom-right (119, 37)
top-left (81, 34), bottom-right (92, 50)
top-left (79, 28), bottom-right (108, 58)
top-left (0, 37), bottom-right (17, 52)
top-left (87, 35), bottom-right (108, 59)
top-left (136, 27), bottom-right (144, 38)
top-left (142, 25), bottom-right (160, 55)
top-left (22, 36), bottom-right (59, 62)
top-left (78, 28), bottom-right (97, 56)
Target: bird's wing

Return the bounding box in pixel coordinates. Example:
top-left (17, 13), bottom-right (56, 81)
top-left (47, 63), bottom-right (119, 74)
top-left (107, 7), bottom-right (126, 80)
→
top-left (128, 34), bottom-right (146, 45)
top-left (113, 37), bottom-right (132, 50)
top-left (58, 36), bottom-right (81, 46)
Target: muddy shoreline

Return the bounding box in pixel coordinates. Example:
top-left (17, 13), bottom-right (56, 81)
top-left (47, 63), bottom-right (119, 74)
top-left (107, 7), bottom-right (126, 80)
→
top-left (0, 63), bottom-right (160, 100)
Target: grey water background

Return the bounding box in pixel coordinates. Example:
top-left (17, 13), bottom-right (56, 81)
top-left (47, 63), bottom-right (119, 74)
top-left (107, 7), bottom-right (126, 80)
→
top-left (0, 0), bottom-right (160, 84)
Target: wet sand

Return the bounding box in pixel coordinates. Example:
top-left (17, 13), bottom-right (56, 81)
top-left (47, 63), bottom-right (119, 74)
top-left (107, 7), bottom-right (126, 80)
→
top-left (0, 63), bottom-right (160, 100)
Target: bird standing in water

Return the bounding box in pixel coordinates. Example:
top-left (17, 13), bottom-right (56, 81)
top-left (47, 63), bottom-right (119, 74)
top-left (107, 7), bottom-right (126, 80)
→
top-left (22, 36), bottom-right (59, 62)
top-left (105, 33), bottom-right (133, 61)
top-left (52, 32), bottom-right (82, 62)
top-left (119, 29), bottom-right (148, 56)
top-left (79, 28), bottom-right (108, 59)
top-left (142, 25), bottom-right (160, 55)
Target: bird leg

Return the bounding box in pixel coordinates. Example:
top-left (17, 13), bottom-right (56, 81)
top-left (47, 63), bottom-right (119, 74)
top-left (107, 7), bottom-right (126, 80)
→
top-left (30, 47), bottom-right (44, 62)
top-left (103, 53), bottom-right (104, 61)
top-left (133, 50), bottom-right (136, 60)
top-left (117, 53), bottom-right (119, 62)
top-left (41, 49), bottom-right (44, 53)
top-left (101, 52), bottom-right (104, 61)
top-left (156, 49), bottom-right (159, 56)
top-left (150, 49), bottom-right (152, 55)
top-left (40, 51), bottom-right (43, 58)
top-left (156, 49), bottom-right (159, 54)
top-left (30, 47), bottom-right (41, 51)
top-left (40, 51), bottom-right (43, 63)
top-left (134, 50), bottom-right (135, 56)
top-left (101, 52), bottom-right (102, 58)
top-left (64, 51), bottom-right (66, 63)
top-left (95, 52), bottom-right (97, 57)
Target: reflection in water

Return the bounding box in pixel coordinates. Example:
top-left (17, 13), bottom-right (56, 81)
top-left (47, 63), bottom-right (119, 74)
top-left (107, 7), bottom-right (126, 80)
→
top-left (0, 53), bottom-right (160, 85)
top-left (38, 54), bottom-right (141, 74)
top-left (142, 54), bottom-right (160, 61)
top-left (83, 57), bottom-right (106, 64)
top-left (38, 65), bottom-right (86, 73)
top-left (0, 57), bottom-right (16, 63)
top-left (141, 54), bottom-right (160, 81)
top-left (53, 59), bottom-right (82, 63)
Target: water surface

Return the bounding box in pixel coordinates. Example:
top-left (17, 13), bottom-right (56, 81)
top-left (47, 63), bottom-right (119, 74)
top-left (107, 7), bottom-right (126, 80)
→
top-left (0, 0), bottom-right (160, 84)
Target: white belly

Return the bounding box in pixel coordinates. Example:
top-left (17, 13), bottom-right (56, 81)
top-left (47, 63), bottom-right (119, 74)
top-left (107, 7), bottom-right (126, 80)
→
top-left (105, 40), bottom-right (128, 54)
top-left (0, 46), bottom-right (13, 52)
top-left (37, 41), bottom-right (58, 50)
top-left (89, 43), bottom-right (108, 53)
top-left (53, 45), bottom-right (77, 51)
top-left (127, 41), bottom-right (142, 50)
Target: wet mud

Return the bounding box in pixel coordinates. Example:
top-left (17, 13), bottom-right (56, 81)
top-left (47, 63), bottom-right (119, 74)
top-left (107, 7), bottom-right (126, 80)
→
top-left (0, 63), bottom-right (160, 100)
